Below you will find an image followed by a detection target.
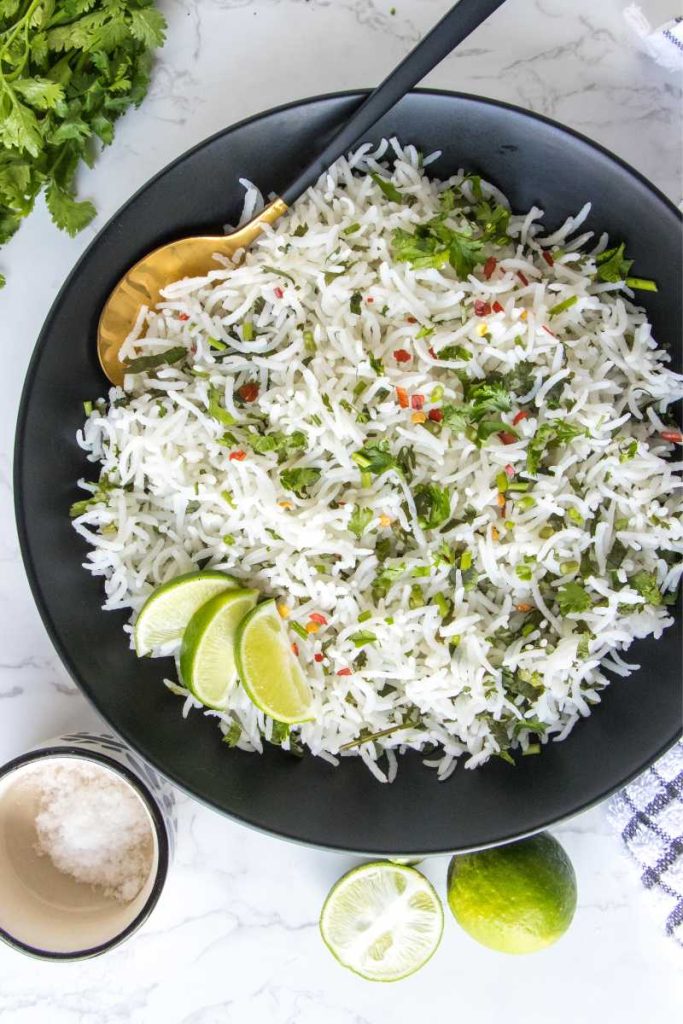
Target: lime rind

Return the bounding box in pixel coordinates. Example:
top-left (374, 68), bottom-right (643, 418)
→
top-left (134, 570), bottom-right (237, 655)
top-left (180, 588), bottom-right (258, 709)
top-left (235, 599), bottom-right (314, 724)
top-left (446, 833), bottom-right (577, 954)
top-left (319, 861), bottom-right (444, 982)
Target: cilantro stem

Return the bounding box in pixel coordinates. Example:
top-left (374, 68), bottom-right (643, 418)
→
top-left (339, 723), bottom-right (408, 751)
top-left (549, 295), bottom-right (578, 316)
top-left (625, 277), bottom-right (658, 292)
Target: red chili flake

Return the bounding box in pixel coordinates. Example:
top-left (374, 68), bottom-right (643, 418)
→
top-left (411, 394), bottom-right (425, 411)
top-left (428, 409), bottom-right (443, 423)
top-left (406, 315), bottom-right (417, 324)
top-left (542, 251), bottom-right (554, 267)
top-left (474, 299), bottom-right (492, 317)
top-left (492, 301), bottom-right (504, 314)
top-left (498, 432), bottom-right (517, 445)
top-left (238, 382), bottom-right (259, 403)
top-left (309, 612), bottom-right (328, 626)
top-left (178, 313), bottom-right (190, 322)
top-left (189, 343), bottom-right (197, 357)
top-left (337, 668), bottom-right (352, 677)
top-left (428, 346), bottom-right (437, 359)
top-left (314, 652), bottom-right (324, 663)
top-left (512, 409), bottom-right (530, 426)
top-left (366, 297), bottom-right (375, 303)
top-left (661, 430), bottom-right (683, 443)
top-left (542, 325), bottom-right (557, 338)
top-left (483, 256), bottom-right (497, 280)
top-left (499, 503), bottom-right (507, 518)
top-left (274, 286), bottom-right (284, 299)
top-left (517, 271), bottom-right (529, 287)
top-left (229, 450), bottom-right (247, 461)
top-left (291, 642), bottom-right (299, 656)
top-left (394, 349), bottom-right (412, 363)
top-left (504, 463), bottom-right (515, 478)
top-left (396, 386), bottom-right (409, 409)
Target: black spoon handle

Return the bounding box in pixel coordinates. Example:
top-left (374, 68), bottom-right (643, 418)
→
top-left (280, 0), bottom-right (507, 207)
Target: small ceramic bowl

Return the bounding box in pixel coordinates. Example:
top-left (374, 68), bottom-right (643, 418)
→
top-left (0, 732), bottom-right (176, 960)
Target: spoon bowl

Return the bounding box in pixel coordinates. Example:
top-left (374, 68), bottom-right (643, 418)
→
top-left (97, 199), bottom-right (287, 385)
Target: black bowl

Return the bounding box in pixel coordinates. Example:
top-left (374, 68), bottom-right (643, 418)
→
top-left (14, 92), bottom-right (682, 854)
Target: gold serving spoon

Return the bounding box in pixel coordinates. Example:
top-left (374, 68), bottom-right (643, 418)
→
top-left (98, 0), bottom-right (506, 386)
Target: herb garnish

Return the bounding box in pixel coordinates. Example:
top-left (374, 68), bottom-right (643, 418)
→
top-left (370, 172), bottom-right (409, 204)
top-left (279, 467), bottom-right (321, 497)
top-left (126, 346), bottom-right (186, 374)
top-left (249, 430), bottom-right (307, 459)
top-left (595, 243), bottom-right (657, 292)
top-left (349, 506), bottom-right (373, 538)
top-left (526, 420), bottom-right (585, 474)
top-left (413, 484), bottom-right (451, 530)
top-left (208, 386), bottom-right (236, 426)
top-left (557, 581), bottom-right (592, 615)
top-left (0, 0), bottom-right (166, 285)
top-left (352, 439), bottom-right (397, 477)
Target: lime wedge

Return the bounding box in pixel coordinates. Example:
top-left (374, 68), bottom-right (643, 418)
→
top-left (235, 599), bottom-right (314, 724)
top-left (180, 588), bottom-right (258, 708)
top-left (134, 570), bottom-right (238, 655)
top-left (320, 861), bottom-right (443, 982)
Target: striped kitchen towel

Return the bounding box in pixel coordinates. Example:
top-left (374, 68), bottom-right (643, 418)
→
top-left (624, 5), bottom-right (683, 72)
top-left (608, 741), bottom-right (683, 944)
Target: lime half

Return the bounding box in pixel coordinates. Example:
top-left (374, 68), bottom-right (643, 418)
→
top-left (320, 861), bottom-right (443, 982)
top-left (235, 599), bottom-right (314, 724)
top-left (447, 832), bottom-right (577, 954)
top-left (180, 588), bottom-right (258, 708)
top-left (134, 570), bottom-right (237, 655)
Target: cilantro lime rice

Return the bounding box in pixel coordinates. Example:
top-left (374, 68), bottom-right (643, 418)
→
top-left (72, 139), bottom-right (683, 782)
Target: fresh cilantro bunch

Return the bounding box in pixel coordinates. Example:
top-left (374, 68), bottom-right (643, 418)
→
top-left (0, 0), bottom-right (167, 286)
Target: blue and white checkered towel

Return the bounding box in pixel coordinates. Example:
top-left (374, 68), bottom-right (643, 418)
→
top-left (624, 5), bottom-right (683, 72)
top-left (608, 742), bottom-right (683, 944)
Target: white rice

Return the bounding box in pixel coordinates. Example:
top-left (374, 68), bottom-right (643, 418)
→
top-left (72, 140), bottom-right (683, 780)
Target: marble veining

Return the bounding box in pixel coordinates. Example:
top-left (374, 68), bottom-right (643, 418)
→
top-left (0, 1), bottom-right (681, 1020)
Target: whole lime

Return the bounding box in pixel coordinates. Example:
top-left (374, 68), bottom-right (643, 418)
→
top-left (447, 832), bottom-right (577, 954)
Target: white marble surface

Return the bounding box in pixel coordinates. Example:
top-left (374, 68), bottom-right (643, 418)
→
top-left (1, 0), bottom-right (681, 1019)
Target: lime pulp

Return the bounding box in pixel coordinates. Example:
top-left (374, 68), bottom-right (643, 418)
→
top-left (134, 570), bottom-right (237, 655)
top-left (320, 861), bottom-right (444, 982)
top-left (180, 588), bottom-right (258, 708)
top-left (235, 599), bottom-right (314, 724)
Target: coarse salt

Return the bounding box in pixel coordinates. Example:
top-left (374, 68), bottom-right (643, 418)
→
top-left (33, 761), bottom-right (153, 903)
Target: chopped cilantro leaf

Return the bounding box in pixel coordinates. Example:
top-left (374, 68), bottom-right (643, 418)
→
top-left (557, 581), bottom-right (592, 615)
top-left (126, 347), bottom-right (186, 375)
top-left (222, 720), bottom-right (242, 747)
top-left (208, 386), bottom-right (236, 426)
top-left (249, 430), bottom-right (307, 458)
top-left (413, 484), bottom-right (451, 530)
top-left (630, 570), bottom-right (662, 606)
top-left (349, 506), bottom-right (373, 539)
top-left (526, 420), bottom-right (585, 475)
top-left (595, 243), bottom-right (657, 291)
top-left (370, 172), bottom-right (407, 204)
top-left (352, 439), bottom-right (397, 477)
top-left (279, 467), bottom-right (321, 497)
top-left (368, 352), bottom-right (384, 376)
top-left (348, 630), bottom-right (378, 648)
top-left (437, 344), bottom-right (472, 362)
